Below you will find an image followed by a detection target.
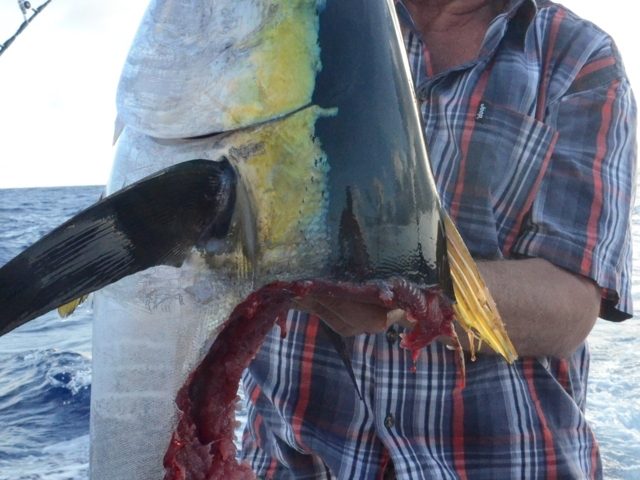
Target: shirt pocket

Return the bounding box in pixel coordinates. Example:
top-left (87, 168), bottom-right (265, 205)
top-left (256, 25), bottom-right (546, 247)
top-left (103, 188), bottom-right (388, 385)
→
top-left (442, 101), bottom-right (558, 258)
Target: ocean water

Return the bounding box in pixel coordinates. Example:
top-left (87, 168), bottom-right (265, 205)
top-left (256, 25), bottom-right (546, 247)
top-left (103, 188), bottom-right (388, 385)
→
top-left (0, 186), bottom-right (639, 479)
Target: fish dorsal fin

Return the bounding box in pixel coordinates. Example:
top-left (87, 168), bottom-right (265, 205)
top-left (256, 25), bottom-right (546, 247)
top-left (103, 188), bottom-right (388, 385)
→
top-left (443, 212), bottom-right (518, 363)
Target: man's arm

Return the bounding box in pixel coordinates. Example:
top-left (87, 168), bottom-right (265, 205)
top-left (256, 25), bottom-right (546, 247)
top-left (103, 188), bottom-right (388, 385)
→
top-left (476, 258), bottom-right (600, 358)
top-left (295, 256), bottom-right (601, 359)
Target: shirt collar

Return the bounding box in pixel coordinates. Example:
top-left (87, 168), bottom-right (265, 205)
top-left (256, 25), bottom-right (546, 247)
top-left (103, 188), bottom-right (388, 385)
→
top-left (395, 0), bottom-right (537, 73)
top-left (395, 0), bottom-right (538, 37)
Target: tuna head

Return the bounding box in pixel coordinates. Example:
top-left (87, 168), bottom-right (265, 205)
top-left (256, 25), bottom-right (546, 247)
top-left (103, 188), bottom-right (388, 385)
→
top-left (112, 0), bottom-right (448, 289)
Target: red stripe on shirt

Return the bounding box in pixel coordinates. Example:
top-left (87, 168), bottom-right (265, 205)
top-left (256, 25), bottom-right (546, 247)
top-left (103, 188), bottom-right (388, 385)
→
top-left (580, 80), bottom-right (619, 274)
top-left (252, 413), bottom-right (264, 453)
top-left (377, 448), bottom-right (392, 480)
top-left (503, 132), bottom-right (558, 254)
top-left (266, 457), bottom-right (279, 479)
top-left (556, 359), bottom-right (570, 393)
top-left (291, 314), bottom-right (321, 449)
top-left (536, 9), bottom-right (565, 121)
top-left (525, 359), bottom-right (558, 480)
top-left (250, 383), bottom-right (262, 404)
top-left (576, 57), bottom-right (616, 81)
top-left (450, 67), bottom-right (492, 221)
top-left (452, 357), bottom-right (468, 480)
top-left (422, 45), bottom-right (435, 77)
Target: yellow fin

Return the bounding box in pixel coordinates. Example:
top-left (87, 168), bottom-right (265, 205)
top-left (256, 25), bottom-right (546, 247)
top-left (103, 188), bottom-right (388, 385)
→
top-left (443, 213), bottom-right (518, 363)
top-left (57, 295), bottom-right (89, 318)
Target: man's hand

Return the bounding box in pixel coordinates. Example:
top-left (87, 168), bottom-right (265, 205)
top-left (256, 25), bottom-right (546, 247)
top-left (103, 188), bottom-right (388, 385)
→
top-left (293, 296), bottom-right (412, 337)
top-left (294, 257), bottom-right (601, 360)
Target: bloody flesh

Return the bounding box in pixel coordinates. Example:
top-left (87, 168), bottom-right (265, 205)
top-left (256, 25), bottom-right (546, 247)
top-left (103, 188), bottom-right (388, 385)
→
top-left (163, 278), bottom-right (457, 480)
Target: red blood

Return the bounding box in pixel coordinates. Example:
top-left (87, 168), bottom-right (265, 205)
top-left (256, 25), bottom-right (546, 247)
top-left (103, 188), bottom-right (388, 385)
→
top-left (163, 278), bottom-right (456, 479)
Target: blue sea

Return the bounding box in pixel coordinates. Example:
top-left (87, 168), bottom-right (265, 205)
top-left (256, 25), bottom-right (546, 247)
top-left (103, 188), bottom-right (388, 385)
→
top-left (0, 186), bottom-right (639, 479)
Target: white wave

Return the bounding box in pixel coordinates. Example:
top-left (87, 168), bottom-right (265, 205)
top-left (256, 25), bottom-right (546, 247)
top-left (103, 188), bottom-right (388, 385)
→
top-left (0, 435), bottom-right (89, 480)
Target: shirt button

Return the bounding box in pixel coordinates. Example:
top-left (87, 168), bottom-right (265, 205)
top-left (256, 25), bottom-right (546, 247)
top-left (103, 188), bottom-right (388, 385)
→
top-left (386, 327), bottom-right (398, 344)
top-left (384, 414), bottom-right (395, 429)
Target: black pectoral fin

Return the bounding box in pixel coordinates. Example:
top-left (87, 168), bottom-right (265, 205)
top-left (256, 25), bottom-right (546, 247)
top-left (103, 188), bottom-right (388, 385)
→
top-left (0, 159), bottom-right (236, 337)
top-left (318, 321), bottom-right (363, 400)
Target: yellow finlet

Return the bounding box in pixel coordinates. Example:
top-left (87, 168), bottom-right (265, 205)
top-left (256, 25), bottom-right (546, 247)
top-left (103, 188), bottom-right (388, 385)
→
top-left (57, 295), bottom-right (89, 319)
top-left (443, 212), bottom-right (518, 363)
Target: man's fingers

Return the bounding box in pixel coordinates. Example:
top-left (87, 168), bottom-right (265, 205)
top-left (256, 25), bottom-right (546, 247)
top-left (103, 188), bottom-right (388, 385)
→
top-left (386, 308), bottom-right (415, 329)
top-left (292, 297), bottom-right (352, 336)
top-left (292, 296), bottom-right (389, 336)
top-left (386, 308), bottom-right (405, 327)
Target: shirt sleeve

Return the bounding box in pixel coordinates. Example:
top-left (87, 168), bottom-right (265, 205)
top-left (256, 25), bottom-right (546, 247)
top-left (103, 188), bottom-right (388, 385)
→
top-left (511, 41), bottom-right (637, 321)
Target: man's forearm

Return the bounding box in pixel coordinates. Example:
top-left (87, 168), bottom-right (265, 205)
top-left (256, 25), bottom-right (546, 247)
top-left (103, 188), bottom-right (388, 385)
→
top-left (476, 258), bottom-right (601, 358)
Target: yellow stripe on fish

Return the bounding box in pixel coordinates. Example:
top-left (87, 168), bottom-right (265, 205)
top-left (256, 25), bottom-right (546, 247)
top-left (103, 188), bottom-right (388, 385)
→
top-left (230, 106), bottom-right (335, 276)
top-left (228, 1), bottom-right (322, 127)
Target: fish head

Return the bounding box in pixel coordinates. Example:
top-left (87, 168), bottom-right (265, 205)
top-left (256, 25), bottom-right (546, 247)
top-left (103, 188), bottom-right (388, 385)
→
top-left (115, 0), bottom-right (448, 289)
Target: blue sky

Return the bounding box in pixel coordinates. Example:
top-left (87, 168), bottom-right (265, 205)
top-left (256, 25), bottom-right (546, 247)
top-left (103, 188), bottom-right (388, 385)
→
top-left (0, 0), bottom-right (147, 188)
top-left (0, 0), bottom-right (637, 188)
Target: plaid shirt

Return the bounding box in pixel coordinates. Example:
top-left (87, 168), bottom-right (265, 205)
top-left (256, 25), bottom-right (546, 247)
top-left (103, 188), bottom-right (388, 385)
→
top-left (241, 1), bottom-right (637, 478)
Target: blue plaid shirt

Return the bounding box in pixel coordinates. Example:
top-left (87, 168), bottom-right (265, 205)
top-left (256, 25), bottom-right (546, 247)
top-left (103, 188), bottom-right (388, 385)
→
top-left (241, 1), bottom-right (637, 478)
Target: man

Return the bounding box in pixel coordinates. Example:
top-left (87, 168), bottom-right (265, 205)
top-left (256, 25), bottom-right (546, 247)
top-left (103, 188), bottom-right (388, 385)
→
top-left (241, 0), bottom-right (636, 478)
